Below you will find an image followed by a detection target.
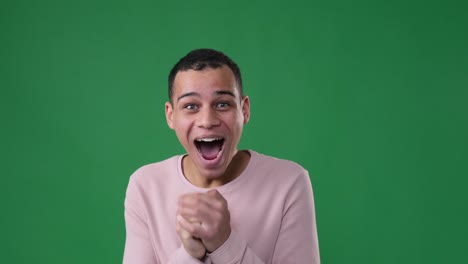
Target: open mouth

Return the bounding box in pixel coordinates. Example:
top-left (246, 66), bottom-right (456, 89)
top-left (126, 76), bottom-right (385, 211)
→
top-left (194, 137), bottom-right (225, 160)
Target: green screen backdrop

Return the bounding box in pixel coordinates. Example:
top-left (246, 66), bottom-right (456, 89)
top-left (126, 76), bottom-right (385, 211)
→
top-left (1, 0), bottom-right (467, 263)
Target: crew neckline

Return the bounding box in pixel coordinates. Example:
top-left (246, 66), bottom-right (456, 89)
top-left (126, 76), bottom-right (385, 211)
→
top-left (177, 150), bottom-right (257, 193)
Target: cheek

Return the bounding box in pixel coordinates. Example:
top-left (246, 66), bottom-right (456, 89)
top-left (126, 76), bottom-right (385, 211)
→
top-left (225, 113), bottom-right (245, 132)
top-left (172, 117), bottom-right (193, 140)
top-left (174, 128), bottom-right (191, 150)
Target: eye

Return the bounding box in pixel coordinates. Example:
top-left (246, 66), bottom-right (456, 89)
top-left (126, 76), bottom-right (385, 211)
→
top-left (216, 102), bottom-right (230, 109)
top-left (184, 104), bottom-right (198, 110)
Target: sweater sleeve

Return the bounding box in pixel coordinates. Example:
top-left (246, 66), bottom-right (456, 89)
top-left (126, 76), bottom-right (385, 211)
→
top-left (206, 169), bottom-right (320, 264)
top-left (168, 247), bottom-right (207, 264)
top-left (207, 231), bottom-right (264, 263)
top-left (123, 177), bottom-right (204, 264)
top-left (271, 169), bottom-right (320, 264)
top-left (123, 177), bottom-right (159, 264)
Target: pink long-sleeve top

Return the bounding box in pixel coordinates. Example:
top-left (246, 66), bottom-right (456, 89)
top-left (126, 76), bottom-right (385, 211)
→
top-left (123, 150), bottom-right (320, 263)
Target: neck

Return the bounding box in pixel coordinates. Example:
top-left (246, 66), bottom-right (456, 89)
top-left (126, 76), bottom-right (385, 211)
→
top-left (182, 150), bottom-right (251, 188)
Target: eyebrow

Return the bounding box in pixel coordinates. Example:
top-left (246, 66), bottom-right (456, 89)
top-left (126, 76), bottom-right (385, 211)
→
top-left (215, 90), bottom-right (236, 97)
top-left (177, 92), bottom-right (199, 102)
top-left (177, 90), bottom-right (236, 102)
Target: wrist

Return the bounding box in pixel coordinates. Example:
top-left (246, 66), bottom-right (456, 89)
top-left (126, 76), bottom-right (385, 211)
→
top-left (207, 231), bottom-right (246, 263)
top-left (205, 228), bottom-right (231, 253)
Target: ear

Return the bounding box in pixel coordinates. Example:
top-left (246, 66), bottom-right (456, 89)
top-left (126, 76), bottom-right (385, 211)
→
top-left (165, 102), bottom-right (175, 129)
top-left (241, 96), bottom-right (250, 125)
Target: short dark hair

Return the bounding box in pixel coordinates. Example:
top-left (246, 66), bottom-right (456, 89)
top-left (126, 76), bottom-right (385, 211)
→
top-left (168, 49), bottom-right (243, 102)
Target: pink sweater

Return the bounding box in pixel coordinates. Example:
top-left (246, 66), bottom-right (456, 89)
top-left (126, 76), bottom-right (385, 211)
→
top-left (123, 150), bottom-right (320, 263)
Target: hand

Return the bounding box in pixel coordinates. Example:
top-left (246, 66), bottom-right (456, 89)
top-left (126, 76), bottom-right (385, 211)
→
top-left (176, 215), bottom-right (206, 259)
top-left (177, 189), bottom-right (231, 252)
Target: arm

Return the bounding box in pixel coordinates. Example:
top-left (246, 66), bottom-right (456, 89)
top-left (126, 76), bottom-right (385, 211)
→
top-left (271, 169), bottom-right (320, 264)
top-left (177, 171), bottom-right (320, 264)
top-left (177, 190), bottom-right (265, 263)
top-left (123, 177), bottom-right (159, 264)
top-left (206, 231), bottom-right (265, 263)
top-left (123, 177), bottom-right (205, 264)
top-left (205, 170), bottom-right (320, 263)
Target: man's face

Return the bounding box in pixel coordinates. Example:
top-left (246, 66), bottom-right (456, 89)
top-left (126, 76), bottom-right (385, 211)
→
top-left (165, 66), bottom-right (250, 180)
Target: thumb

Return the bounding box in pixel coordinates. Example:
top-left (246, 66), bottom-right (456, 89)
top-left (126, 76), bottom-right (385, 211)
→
top-left (206, 189), bottom-right (220, 197)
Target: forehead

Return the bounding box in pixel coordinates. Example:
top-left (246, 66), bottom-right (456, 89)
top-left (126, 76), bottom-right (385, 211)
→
top-left (173, 66), bottom-right (238, 98)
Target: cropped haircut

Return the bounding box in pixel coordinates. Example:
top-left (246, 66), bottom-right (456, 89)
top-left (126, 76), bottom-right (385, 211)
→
top-left (168, 49), bottom-right (243, 103)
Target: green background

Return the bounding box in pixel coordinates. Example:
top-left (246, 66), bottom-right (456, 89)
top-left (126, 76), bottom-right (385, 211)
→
top-left (1, 0), bottom-right (467, 263)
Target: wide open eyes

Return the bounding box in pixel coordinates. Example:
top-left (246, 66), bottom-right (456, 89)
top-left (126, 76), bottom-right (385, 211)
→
top-left (181, 101), bottom-right (233, 112)
top-left (215, 101), bottom-right (230, 109)
top-left (183, 104), bottom-right (198, 111)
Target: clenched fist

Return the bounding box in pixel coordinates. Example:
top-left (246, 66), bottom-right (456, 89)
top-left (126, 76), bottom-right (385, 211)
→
top-left (176, 189), bottom-right (231, 255)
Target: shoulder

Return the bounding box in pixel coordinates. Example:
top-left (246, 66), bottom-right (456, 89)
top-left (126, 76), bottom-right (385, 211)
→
top-left (248, 150), bottom-right (310, 186)
top-left (251, 150), bottom-right (307, 177)
top-left (247, 151), bottom-right (314, 212)
top-left (129, 155), bottom-right (181, 186)
top-left (125, 155), bottom-right (183, 205)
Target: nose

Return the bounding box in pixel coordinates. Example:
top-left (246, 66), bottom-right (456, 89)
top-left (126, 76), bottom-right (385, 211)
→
top-left (196, 107), bottom-right (221, 128)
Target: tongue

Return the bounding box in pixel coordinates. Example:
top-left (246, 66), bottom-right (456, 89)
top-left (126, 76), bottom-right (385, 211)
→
top-left (199, 141), bottom-right (221, 160)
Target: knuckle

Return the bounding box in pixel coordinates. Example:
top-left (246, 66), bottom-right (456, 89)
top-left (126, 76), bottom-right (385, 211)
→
top-left (193, 205), bottom-right (201, 216)
top-left (205, 229), bottom-right (215, 239)
top-left (211, 200), bottom-right (220, 209)
top-left (213, 211), bottom-right (222, 222)
top-left (187, 226), bottom-right (194, 233)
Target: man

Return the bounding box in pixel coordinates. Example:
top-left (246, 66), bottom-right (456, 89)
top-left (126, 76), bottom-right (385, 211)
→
top-left (123, 49), bottom-right (320, 263)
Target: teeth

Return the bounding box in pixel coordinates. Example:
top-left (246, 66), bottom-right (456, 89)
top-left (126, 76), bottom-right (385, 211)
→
top-left (196, 138), bottom-right (222, 142)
